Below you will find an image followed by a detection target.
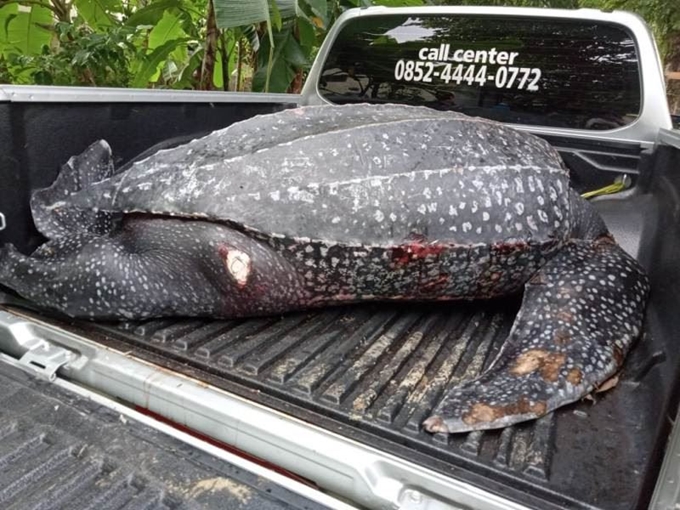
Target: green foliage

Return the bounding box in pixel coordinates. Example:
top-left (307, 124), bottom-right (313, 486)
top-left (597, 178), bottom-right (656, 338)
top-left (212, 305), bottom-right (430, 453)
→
top-left (149, 12), bottom-right (185, 49)
top-left (213, 0), bottom-right (271, 29)
top-left (124, 0), bottom-right (186, 27)
top-left (132, 37), bottom-right (191, 87)
top-left (588, 0), bottom-right (680, 60)
top-left (74, 0), bottom-right (118, 27)
top-left (0, 3), bottom-right (53, 57)
top-left (212, 0), bottom-right (275, 90)
top-left (252, 20), bottom-right (307, 92)
top-left (4, 21), bottom-right (139, 85)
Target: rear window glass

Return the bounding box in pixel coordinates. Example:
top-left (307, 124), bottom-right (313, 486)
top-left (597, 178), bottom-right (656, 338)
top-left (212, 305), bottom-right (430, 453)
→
top-left (318, 15), bottom-right (641, 130)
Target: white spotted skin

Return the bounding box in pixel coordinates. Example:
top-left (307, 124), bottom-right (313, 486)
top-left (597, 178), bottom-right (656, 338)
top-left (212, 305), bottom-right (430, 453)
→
top-left (57, 103), bottom-right (570, 247)
top-left (0, 218), bottom-right (309, 319)
top-left (423, 237), bottom-right (649, 433)
top-left (257, 231), bottom-right (559, 304)
top-left (0, 103), bottom-right (650, 434)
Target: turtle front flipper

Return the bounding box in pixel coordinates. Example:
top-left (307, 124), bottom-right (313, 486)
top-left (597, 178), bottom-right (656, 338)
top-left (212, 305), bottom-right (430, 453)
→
top-left (0, 217), bottom-right (308, 320)
top-left (31, 140), bottom-right (118, 239)
top-left (423, 237), bottom-right (649, 434)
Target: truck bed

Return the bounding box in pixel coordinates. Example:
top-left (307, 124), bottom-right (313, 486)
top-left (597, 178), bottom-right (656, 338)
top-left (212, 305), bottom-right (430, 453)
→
top-left (2, 95), bottom-right (679, 510)
top-left (2, 188), bottom-right (675, 510)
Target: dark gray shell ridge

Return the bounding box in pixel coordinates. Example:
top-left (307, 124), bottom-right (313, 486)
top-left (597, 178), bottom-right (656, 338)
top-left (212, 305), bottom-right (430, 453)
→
top-left (54, 105), bottom-right (570, 247)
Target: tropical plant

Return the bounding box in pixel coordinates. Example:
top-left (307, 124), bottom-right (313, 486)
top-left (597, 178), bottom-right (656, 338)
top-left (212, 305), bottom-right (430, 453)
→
top-left (584, 0), bottom-right (680, 111)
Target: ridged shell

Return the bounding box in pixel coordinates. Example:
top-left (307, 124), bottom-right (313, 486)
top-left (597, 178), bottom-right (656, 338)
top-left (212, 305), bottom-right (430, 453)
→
top-left (63, 103), bottom-right (571, 246)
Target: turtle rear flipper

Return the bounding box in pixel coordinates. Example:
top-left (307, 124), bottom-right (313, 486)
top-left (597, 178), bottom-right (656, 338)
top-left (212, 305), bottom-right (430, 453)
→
top-left (31, 140), bottom-right (118, 239)
top-left (423, 238), bottom-right (649, 433)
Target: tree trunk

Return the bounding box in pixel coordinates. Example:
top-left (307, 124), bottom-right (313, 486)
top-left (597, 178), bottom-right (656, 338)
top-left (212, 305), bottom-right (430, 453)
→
top-left (666, 32), bottom-right (680, 114)
top-left (236, 37), bottom-right (243, 92)
top-left (219, 32), bottom-right (229, 91)
top-left (287, 21), bottom-right (304, 93)
top-left (198, 0), bottom-right (218, 91)
top-left (287, 69), bottom-right (303, 94)
top-left (50, 0), bottom-right (71, 23)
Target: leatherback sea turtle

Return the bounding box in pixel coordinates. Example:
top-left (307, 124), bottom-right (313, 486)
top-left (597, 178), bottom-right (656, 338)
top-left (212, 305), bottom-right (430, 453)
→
top-left (0, 104), bottom-right (649, 433)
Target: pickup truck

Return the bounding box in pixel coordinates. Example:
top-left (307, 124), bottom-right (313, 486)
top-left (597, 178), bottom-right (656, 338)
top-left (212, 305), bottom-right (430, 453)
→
top-left (0, 5), bottom-right (679, 510)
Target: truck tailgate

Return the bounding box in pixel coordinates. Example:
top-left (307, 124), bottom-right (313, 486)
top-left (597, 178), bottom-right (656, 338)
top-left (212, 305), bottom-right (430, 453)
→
top-left (0, 357), bottom-right (333, 510)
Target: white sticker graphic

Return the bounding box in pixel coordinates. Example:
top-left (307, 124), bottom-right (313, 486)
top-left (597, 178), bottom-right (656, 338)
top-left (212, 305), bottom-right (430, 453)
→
top-left (394, 44), bottom-right (542, 91)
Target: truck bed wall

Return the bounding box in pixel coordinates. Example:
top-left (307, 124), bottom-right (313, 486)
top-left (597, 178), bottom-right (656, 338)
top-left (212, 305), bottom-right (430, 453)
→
top-left (1, 92), bottom-right (680, 510)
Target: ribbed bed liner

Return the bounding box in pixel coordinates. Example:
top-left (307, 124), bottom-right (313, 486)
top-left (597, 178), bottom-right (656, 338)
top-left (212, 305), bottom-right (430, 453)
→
top-left (45, 295), bottom-right (665, 510)
top-left (0, 356), bottom-right (328, 510)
